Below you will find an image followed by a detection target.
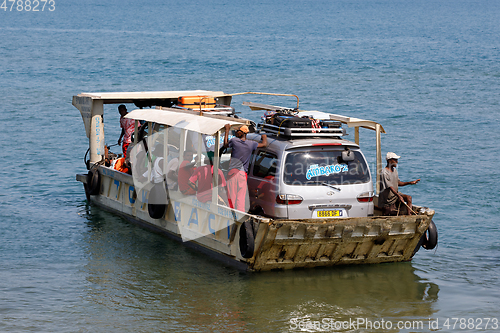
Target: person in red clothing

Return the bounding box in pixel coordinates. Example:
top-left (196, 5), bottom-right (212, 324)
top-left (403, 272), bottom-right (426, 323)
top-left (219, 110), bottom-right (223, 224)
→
top-left (178, 150), bottom-right (196, 196)
top-left (114, 157), bottom-right (131, 174)
top-left (117, 105), bottom-right (136, 159)
top-left (188, 155), bottom-right (227, 204)
top-left (223, 124), bottom-right (267, 212)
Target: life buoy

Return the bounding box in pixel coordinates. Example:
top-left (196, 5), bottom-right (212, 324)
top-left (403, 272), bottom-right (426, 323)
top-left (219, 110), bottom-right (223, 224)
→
top-left (422, 220), bottom-right (438, 250)
top-left (239, 220), bottom-right (255, 258)
top-left (148, 183), bottom-right (167, 219)
top-left (86, 168), bottom-right (101, 196)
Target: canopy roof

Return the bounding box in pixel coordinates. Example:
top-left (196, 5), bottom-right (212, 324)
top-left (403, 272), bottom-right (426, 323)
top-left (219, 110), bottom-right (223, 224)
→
top-left (76, 90), bottom-right (228, 104)
top-left (125, 108), bottom-right (243, 135)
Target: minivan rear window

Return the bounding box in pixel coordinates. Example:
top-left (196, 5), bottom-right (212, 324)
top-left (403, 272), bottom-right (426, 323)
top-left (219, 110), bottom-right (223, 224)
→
top-left (252, 151), bottom-right (278, 178)
top-left (283, 150), bottom-right (370, 185)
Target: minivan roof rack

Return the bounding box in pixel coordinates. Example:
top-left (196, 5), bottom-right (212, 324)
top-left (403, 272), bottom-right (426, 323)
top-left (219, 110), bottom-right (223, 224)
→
top-left (257, 123), bottom-right (345, 138)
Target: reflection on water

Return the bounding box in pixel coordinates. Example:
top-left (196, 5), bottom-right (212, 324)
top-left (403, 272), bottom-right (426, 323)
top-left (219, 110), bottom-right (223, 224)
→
top-left (81, 205), bottom-right (438, 332)
top-left (245, 264), bottom-right (439, 332)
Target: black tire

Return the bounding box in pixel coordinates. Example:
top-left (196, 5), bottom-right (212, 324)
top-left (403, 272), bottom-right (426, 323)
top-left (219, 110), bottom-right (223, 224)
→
top-left (249, 206), bottom-right (264, 217)
top-left (412, 233), bottom-right (425, 256)
top-left (422, 220), bottom-right (438, 250)
top-left (148, 183), bottom-right (167, 219)
top-left (239, 220), bottom-right (255, 258)
top-left (87, 168), bottom-right (101, 196)
top-left (83, 182), bottom-right (91, 202)
top-left (148, 203), bottom-right (166, 219)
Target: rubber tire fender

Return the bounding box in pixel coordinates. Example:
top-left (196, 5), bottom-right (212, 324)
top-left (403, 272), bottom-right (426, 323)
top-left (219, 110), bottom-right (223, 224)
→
top-left (422, 220), bottom-right (438, 250)
top-left (148, 203), bottom-right (166, 219)
top-left (239, 220), bottom-right (255, 259)
top-left (87, 168), bottom-right (101, 196)
top-left (148, 183), bottom-right (167, 219)
top-left (412, 232), bottom-right (425, 256)
top-left (84, 183), bottom-right (91, 202)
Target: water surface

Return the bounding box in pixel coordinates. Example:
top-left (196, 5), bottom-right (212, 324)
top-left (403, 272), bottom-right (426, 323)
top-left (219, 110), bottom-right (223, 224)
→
top-left (1, 0), bottom-right (499, 331)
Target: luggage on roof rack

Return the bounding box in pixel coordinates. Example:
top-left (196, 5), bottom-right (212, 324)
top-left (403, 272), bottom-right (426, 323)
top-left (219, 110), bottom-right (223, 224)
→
top-left (258, 120), bottom-right (345, 138)
top-left (243, 101), bottom-right (347, 134)
top-left (257, 109), bottom-right (346, 138)
top-left (319, 119), bottom-right (342, 129)
top-left (271, 113), bottom-right (313, 128)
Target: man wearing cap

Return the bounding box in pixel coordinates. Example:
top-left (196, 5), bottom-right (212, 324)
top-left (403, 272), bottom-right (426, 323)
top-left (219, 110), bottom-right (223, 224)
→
top-left (379, 152), bottom-right (420, 215)
top-left (224, 124), bottom-right (268, 212)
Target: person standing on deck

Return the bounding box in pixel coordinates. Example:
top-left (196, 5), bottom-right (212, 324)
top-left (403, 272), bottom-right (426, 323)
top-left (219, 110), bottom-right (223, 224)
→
top-left (117, 105), bottom-right (136, 159)
top-left (379, 152), bottom-right (420, 215)
top-left (223, 124), bottom-right (267, 212)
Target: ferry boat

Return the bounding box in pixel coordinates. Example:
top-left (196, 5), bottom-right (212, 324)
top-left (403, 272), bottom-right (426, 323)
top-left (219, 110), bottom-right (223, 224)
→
top-left (73, 90), bottom-right (437, 271)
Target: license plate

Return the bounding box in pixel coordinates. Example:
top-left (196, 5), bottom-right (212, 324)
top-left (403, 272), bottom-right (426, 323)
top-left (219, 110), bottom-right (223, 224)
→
top-left (316, 209), bottom-right (342, 218)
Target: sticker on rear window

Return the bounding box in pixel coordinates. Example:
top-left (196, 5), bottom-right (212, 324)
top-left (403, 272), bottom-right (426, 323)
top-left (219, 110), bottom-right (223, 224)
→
top-left (306, 164), bottom-right (348, 180)
top-left (205, 135), bottom-right (234, 148)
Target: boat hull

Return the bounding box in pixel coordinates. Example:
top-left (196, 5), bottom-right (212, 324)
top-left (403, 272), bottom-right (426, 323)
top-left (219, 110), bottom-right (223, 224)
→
top-left (77, 166), bottom-right (434, 271)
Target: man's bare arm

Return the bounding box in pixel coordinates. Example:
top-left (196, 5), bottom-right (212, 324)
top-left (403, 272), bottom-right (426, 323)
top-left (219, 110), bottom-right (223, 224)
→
top-left (257, 134), bottom-right (268, 148)
top-left (389, 186), bottom-right (404, 202)
top-left (223, 124), bottom-right (231, 147)
top-left (399, 179), bottom-right (420, 186)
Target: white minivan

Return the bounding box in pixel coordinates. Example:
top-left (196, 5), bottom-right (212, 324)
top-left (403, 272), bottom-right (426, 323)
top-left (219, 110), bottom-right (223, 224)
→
top-left (246, 134), bottom-right (374, 219)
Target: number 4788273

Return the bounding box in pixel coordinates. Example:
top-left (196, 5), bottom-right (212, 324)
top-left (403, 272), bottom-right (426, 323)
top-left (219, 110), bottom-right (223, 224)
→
top-left (1, 0), bottom-right (56, 11)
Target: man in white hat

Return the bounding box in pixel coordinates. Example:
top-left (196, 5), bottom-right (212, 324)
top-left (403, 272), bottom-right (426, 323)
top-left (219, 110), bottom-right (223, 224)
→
top-left (379, 152), bottom-right (420, 215)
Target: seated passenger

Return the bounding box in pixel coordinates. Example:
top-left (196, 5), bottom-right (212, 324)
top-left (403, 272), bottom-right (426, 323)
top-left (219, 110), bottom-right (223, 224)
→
top-left (188, 155), bottom-right (227, 204)
top-left (133, 148), bottom-right (148, 182)
top-left (379, 152), bottom-right (420, 215)
top-left (104, 145), bottom-right (111, 167)
top-left (114, 157), bottom-right (131, 174)
top-left (150, 144), bottom-right (165, 184)
top-left (165, 156), bottom-right (179, 191)
top-left (178, 150), bottom-right (196, 195)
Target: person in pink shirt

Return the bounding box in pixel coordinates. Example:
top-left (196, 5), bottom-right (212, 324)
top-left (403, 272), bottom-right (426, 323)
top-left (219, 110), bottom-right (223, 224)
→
top-left (188, 155), bottom-right (227, 204)
top-left (117, 105), bottom-right (136, 159)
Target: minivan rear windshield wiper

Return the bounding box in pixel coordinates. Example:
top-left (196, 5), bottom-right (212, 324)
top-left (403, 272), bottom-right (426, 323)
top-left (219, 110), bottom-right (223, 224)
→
top-left (302, 181), bottom-right (342, 191)
top-left (320, 182), bottom-right (341, 191)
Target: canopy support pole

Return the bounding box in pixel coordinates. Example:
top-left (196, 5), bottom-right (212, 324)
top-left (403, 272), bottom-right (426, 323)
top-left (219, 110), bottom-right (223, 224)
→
top-left (89, 100), bottom-right (105, 164)
top-left (163, 126), bottom-right (169, 185)
top-left (133, 120), bottom-right (139, 144)
top-left (179, 129), bottom-right (186, 165)
top-left (375, 124), bottom-right (382, 195)
top-left (147, 122), bottom-right (153, 180)
top-left (212, 131), bottom-right (221, 204)
top-left (197, 133), bottom-right (203, 168)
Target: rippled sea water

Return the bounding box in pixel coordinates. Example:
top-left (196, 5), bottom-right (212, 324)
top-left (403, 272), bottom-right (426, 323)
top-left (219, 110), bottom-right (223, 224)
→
top-left (1, 0), bottom-right (500, 332)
